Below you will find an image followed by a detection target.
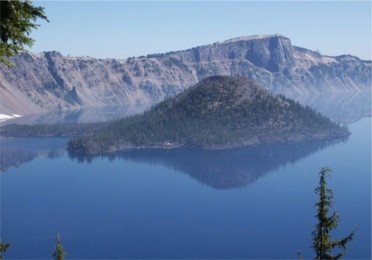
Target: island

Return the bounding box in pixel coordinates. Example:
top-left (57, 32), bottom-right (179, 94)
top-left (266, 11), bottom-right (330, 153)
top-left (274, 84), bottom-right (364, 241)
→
top-left (66, 76), bottom-right (349, 154)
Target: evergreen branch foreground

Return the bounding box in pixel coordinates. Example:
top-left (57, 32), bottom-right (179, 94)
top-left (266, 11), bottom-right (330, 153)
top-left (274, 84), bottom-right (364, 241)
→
top-left (0, 0), bottom-right (48, 67)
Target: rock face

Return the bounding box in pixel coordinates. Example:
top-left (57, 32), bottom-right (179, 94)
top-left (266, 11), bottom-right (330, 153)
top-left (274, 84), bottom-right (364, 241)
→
top-left (0, 34), bottom-right (370, 115)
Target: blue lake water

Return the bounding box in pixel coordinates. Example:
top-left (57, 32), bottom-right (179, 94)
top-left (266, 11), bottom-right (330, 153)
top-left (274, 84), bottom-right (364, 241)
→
top-left (0, 117), bottom-right (371, 259)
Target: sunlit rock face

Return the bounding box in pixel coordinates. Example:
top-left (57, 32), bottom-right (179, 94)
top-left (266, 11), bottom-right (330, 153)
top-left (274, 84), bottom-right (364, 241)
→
top-left (1, 34), bottom-right (370, 116)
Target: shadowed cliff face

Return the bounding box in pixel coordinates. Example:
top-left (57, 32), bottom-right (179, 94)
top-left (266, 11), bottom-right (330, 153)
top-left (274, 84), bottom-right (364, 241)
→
top-left (0, 35), bottom-right (370, 116)
top-left (68, 138), bottom-right (347, 189)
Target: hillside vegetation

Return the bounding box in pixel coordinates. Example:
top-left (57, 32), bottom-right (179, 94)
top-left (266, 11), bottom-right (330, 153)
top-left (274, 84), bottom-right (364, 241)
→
top-left (67, 76), bottom-right (349, 154)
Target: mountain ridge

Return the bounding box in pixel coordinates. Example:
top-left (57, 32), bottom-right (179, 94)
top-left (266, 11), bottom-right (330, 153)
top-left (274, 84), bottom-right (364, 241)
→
top-left (0, 34), bottom-right (370, 116)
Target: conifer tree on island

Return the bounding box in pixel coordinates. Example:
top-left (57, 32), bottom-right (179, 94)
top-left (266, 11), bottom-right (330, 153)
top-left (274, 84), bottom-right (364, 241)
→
top-left (0, 0), bottom-right (48, 66)
top-left (52, 233), bottom-right (66, 260)
top-left (312, 167), bottom-right (355, 260)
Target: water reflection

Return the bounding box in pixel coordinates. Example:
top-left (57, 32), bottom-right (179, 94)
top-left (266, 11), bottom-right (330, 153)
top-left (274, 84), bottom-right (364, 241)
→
top-left (287, 91), bottom-right (371, 124)
top-left (0, 137), bottom-right (67, 172)
top-left (69, 138), bottom-right (347, 189)
top-left (1, 104), bottom-right (151, 125)
top-left (0, 136), bottom-right (349, 189)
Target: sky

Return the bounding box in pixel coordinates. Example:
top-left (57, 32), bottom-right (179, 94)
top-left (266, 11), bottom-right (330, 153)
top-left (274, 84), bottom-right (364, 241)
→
top-left (28, 1), bottom-right (372, 60)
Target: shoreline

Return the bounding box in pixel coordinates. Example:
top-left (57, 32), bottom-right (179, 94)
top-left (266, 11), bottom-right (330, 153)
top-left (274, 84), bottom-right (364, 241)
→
top-left (68, 133), bottom-right (350, 155)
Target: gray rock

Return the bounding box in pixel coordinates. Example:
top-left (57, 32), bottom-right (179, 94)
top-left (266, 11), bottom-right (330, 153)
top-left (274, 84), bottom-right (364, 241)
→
top-left (0, 34), bottom-right (370, 115)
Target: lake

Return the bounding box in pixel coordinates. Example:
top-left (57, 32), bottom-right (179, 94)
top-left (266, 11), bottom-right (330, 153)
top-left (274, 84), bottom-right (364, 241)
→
top-left (0, 114), bottom-right (371, 258)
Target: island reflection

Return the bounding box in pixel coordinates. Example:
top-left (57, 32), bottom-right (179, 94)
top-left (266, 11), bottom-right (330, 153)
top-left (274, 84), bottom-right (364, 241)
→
top-left (69, 138), bottom-right (347, 189)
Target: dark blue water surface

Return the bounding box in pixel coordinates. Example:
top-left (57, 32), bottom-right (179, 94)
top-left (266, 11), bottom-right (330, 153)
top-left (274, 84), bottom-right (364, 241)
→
top-left (1, 118), bottom-right (371, 259)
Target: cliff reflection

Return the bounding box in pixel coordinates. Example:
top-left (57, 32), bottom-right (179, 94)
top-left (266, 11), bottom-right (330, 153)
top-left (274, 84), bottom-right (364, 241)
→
top-left (2, 104), bottom-right (150, 126)
top-left (0, 137), bottom-right (67, 172)
top-left (287, 91), bottom-right (371, 124)
top-left (69, 138), bottom-right (347, 189)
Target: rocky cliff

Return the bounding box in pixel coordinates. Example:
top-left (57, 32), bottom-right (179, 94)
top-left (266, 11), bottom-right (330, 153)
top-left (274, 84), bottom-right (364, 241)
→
top-left (0, 34), bottom-right (370, 116)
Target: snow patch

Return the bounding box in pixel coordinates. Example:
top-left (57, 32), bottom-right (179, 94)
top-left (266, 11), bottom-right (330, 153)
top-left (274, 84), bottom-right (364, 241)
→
top-left (0, 114), bottom-right (22, 123)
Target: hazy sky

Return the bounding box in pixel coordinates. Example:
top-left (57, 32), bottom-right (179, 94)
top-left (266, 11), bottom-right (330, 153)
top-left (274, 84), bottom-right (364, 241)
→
top-left (28, 1), bottom-right (371, 60)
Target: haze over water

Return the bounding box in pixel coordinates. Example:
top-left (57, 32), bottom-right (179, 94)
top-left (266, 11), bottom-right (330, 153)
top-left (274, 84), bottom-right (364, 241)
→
top-left (0, 98), bottom-right (370, 259)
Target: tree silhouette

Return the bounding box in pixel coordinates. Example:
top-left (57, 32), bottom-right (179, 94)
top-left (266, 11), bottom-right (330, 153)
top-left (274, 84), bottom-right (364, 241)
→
top-left (312, 167), bottom-right (355, 259)
top-left (52, 233), bottom-right (66, 260)
top-left (0, 241), bottom-right (10, 260)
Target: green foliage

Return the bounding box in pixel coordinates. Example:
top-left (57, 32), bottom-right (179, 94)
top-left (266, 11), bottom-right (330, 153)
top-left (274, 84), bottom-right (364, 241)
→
top-left (52, 233), bottom-right (66, 260)
top-left (0, 0), bottom-right (48, 66)
top-left (0, 241), bottom-right (10, 260)
top-left (67, 76), bottom-right (349, 154)
top-left (0, 76), bottom-right (349, 154)
top-left (0, 122), bottom-right (105, 137)
top-left (312, 167), bottom-right (355, 260)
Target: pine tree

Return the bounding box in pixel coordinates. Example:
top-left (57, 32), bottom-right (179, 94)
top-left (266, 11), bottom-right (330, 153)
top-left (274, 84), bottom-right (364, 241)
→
top-left (312, 167), bottom-right (355, 260)
top-left (0, 241), bottom-right (10, 260)
top-left (0, 0), bottom-right (48, 66)
top-left (52, 233), bottom-right (66, 260)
